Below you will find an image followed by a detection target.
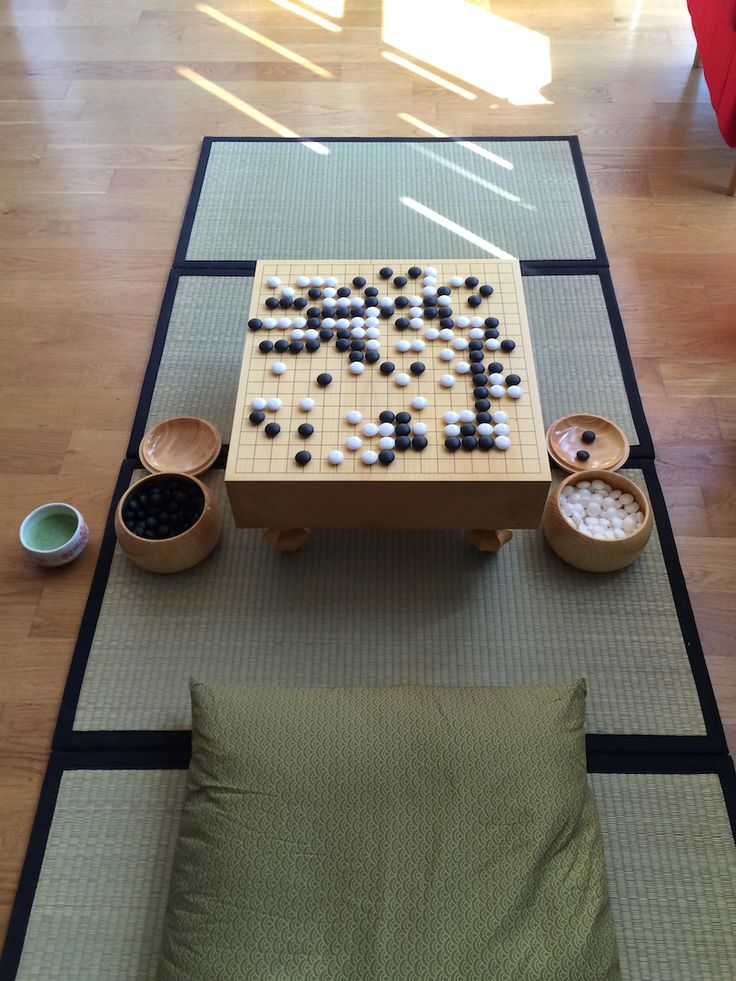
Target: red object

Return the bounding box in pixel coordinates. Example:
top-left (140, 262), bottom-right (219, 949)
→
top-left (687, 0), bottom-right (736, 146)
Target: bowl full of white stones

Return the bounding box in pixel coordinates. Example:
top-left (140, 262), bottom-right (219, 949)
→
top-left (542, 469), bottom-right (653, 573)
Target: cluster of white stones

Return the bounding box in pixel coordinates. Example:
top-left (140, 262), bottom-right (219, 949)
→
top-left (560, 478), bottom-right (644, 540)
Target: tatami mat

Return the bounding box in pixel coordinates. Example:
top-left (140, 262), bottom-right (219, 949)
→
top-left (180, 138), bottom-right (601, 264)
top-left (130, 271), bottom-right (649, 456)
top-left (6, 763), bottom-right (735, 981)
top-left (63, 465), bottom-right (705, 740)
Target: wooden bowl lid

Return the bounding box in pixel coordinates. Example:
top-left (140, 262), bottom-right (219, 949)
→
top-left (139, 417), bottom-right (221, 477)
top-left (546, 414), bottom-right (629, 474)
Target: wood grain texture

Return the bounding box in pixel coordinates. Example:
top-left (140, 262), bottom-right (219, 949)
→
top-left (1, 0), bottom-right (735, 948)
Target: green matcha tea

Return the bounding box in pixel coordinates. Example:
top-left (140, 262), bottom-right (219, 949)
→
top-left (27, 512), bottom-right (77, 551)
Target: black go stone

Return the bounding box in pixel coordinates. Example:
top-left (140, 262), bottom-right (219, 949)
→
top-left (506, 373), bottom-right (521, 386)
top-left (289, 341), bottom-right (304, 354)
top-left (474, 387), bottom-right (489, 399)
top-left (259, 340), bottom-right (274, 353)
top-left (319, 328), bottom-right (334, 340)
top-left (279, 297), bottom-right (292, 308)
top-left (437, 286), bottom-right (451, 296)
top-left (460, 423), bottom-right (476, 436)
top-left (395, 296), bottom-right (410, 308)
top-left (488, 362), bottom-right (504, 374)
top-left (473, 374), bottom-right (488, 386)
top-left (353, 276), bottom-right (366, 287)
top-left (410, 362), bottom-right (425, 375)
top-left (337, 328), bottom-right (350, 338)
top-left (366, 350), bottom-right (381, 363)
top-left (412, 436), bottom-right (428, 451)
top-left (476, 412), bottom-right (492, 424)
top-left (468, 340), bottom-right (483, 351)
top-left (470, 350), bottom-right (485, 363)
top-left (317, 373), bottom-right (333, 387)
top-left (307, 317), bottom-right (321, 330)
top-left (408, 266), bottom-right (422, 278)
top-left (485, 317), bottom-right (500, 328)
top-left (248, 318), bottom-right (263, 331)
top-left (293, 297), bottom-right (308, 310)
top-left (265, 297), bottom-right (280, 309)
top-left (440, 318), bottom-right (454, 329)
top-left (379, 266), bottom-right (393, 279)
top-left (395, 317), bottom-right (410, 330)
top-left (307, 307), bottom-right (321, 318)
top-left (475, 399), bottom-right (491, 412)
top-left (576, 450), bottom-right (590, 461)
top-left (445, 436), bottom-right (461, 452)
top-left (479, 284), bottom-right (494, 297)
top-left (462, 435), bottom-right (478, 450)
top-left (485, 328), bottom-right (499, 339)
top-left (501, 339), bottom-right (516, 352)
top-left (582, 430), bottom-right (596, 444)
top-left (380, 306), bottom-right (394, 318)
top-left (351, 339), bottom-right (365, 350)
top-left (395, 423), bottom-right (411, 437)
top-left (295, 450), bottom-right (312, 466)
top-left (380, 410), bottom-right (396, 423)
top-left (395, 435), bottom-right (411, 450)
top-left (306, 339), bottom-right (321, 352)
top-left (379, 449), bottom-right (395, 465)
top-left (365, 286), bottom-right (379, 297)
top-left (396, 411), bottom-right (411, 424)
top-left (350, 302), bottom-right (364, 313)
top-left (465, 276), bottom-right (479, 288)
top-left (470, 364), bottom-right (486, 376)
top-left (423, 295), bottom-right (438, 306)
top-left (308, 287), bottom-right (323, 299)
top-left (479, 435), bottom-right (495, 451)
top-left (467, 295), bottom-right (482, 307)
top-left (265, 422), bottom-right (281, 438)
top-left (274, 339), bottom-right (289, 352)
top-left (380, 362), bottom-right (395, 375)
top-left (424, 307), bottom-right (439, 319)
top-left (298, 424), bottom-right (314, 438)
top-left (336, 338), bottom-right (350, 351)
top-left (249, 410), bottom-right (265, 425)
top-left (349, 351), bottom-right (364, 362)
top-left (393, 275), bottom-right (408, 287)
top-left (337, 286), bottom-right (351, 297)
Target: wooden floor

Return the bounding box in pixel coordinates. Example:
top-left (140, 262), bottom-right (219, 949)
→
top-left (1, 0), bottom-right (734, 945)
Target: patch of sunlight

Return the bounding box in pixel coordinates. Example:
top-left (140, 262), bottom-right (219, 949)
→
top-left (412, 145), bottom-right (534, 210)
top-left (397, 113), bottom-right (514, 171)
top-left (382, 51), bottom-right (477, 100)
top-left (400, 197), bottom-right (515, 259)
top-left (265, 0), bottom-right (342, 32)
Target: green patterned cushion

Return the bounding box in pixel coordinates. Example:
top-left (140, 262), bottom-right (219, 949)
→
top-left (158, 682), bottom-right (620, 980)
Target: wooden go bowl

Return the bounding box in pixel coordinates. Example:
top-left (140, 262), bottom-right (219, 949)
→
top-left (114, 472), bottom-right (222, 574)
top-left (542, 469), bottom-right (653, 573)
top-left (139, 416), bottom-right (221, 477)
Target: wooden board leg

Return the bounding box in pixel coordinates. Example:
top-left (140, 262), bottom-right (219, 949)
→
top-left (728, 163), bottom-right (736, 198)
top-left (263, 527), bottom-right (310, 552)
top-left (467, 529), bottom-right (513, 553)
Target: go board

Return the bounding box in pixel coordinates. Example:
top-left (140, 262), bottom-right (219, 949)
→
top-left (226, 260), bottom-right (551, 530)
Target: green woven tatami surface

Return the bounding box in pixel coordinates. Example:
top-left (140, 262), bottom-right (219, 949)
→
top-left (185, 140), bottom-right (597, 262)
top-left (13, 768), bottom-right (736, 981)
top-left (142, 273), bottom-right (640, 449)
top-left (72, 469), bottom-right (703, 736)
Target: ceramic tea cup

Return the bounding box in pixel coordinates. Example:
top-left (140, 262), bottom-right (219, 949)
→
top-left (19, 502), bottom-right (89, 567)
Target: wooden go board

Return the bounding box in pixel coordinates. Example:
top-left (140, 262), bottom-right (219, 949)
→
top-left (226, 260), bottom-right (551, 530)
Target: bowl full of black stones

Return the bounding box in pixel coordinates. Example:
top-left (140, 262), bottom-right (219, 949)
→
top-left (114, 471), bottom-right (221, 574)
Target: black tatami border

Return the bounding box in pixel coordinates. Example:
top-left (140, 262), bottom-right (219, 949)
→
top-left (126, 265), bottom-right (652, 460)
top-left (172, 136), bottom-right (608, 270)
top-left (51, 454), bottom-right (726, 757)
top-left (2, 747), bottom-right (734, 980)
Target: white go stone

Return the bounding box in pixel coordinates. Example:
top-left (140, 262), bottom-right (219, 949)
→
top-left (439, 329), bottom-right (454, 341)
top-left (619, 493), bottom-right (634, 506)
top-left (378, 422), bottom-right (394, 437)
top-left (469, 327), bottom-right (485, 340)
top-left (444, 424), bottom-right (461, 437)
top-left (424, 328), bottom-right (440, 340)
top-left (362, 450), bottom-right (378, 465)
top-left (379, 436), bottom-right (395, 450)
top-left (350, 317), bottom-right (365, 329)
top-left (365, 325), bottom-right (380, 337)
top-left (325, 276), bottom-right (338, 287)
top-left (336, 318), bottom-right (350, 329)
top-left (292, 316), bottom-right (307, 328)
top-left (489, 373), bottom-right (505, 385)
top-left (423, 276), bottom-right (437, 287)
top-left (267, 276), bottom-right (281, 288)
top-left (477, 423), bottom-right (493, 436)
top-left (377, 296), bottom-right (392, 308)
top-left (493, 411), bottom-right (509, 423)
top-left (411, 339), bottom-right (425, 352)
top-left (437, 295), bottom-right (452, 307)
top-left (485, 338), bottom-right (501, 351)
top-left (310, 275), bottom-right (324, 286)
top-left (449, 275), bottom-right (464, 287)
top-left (409, 306), bottom-right (423, 318)
top-left (351, 326), bottom-right (366, 339)
top-left (422, 285), bottom-right (436, 297)
top-left (295, 275), bottom-right (310, 287)
top-left (494, 423), bottom-right (510, 436)
top-left (346, 410), bottom-right (362, 425)
top-left (444, 411), bottom-right (460, 424)
top-left (363, 423), bottom-right (379, 437)
top-left (346, 435), bottom-right (362, 450)
top-left (328, 450), bottom-right (344, 466)
top-left (455, 362), bottom-right (471, 374)
top-left (469, 316), bottom-right (484, 328)
top-left (396, 373), bottom-right (411, 386)
top-left (413, 422), bottom-right (428, 436)
top-left (251, 397), bottom-right (267, 410)
top-left (277, 317), bottom-right (291, 329)
top-left (622, 515), bottom-right (636, 532)
top-left (459, 410), bottom-right (475, 423)
top-left (321, 318), bottom-right (335, 329)
top-left (396, 339), bottom-right (411, 353)
top-left (440, 374), bottom-right (456, 387)
top-left (440, 349), bottom-right (455, 361)
top-left (452, 337), bottom-right (469, 350)
top-left (266, 398), bottom-right (282, 411)
top-left (366, 339), bottom-right (381, 351)
top-left (263, 318), bottom-right (277, 329)
top-left (271, 362), bottom-right (287, 375)
top-left (495, 435), bottom-right (511, 450)
top-left (411, 396), bottom-right (428, 410)
top-left (290, 328), bottom-right (305, 340)
top-left (409, 295), bottom-right (423, 306)
top-left (410, 318), bottom-right (424, 330)
top-left (455, 316), bottom-right (470, 328)
top-left (423, 266), bottom-right (438, 276)
top-left (299, 397), bottom-right (315, 411)
top-left (489, 385), bottom-right (505, 398)
top-left (281, 286), bottom-right (295, 298)
top-left (350, 362), bottom-right (365, 375)
top-left (507, 385), bottom-right (523, 399)
top-left (322, 297), bottom-right (336, 309)
top-left (365, 307), bottom-right (380, 318)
